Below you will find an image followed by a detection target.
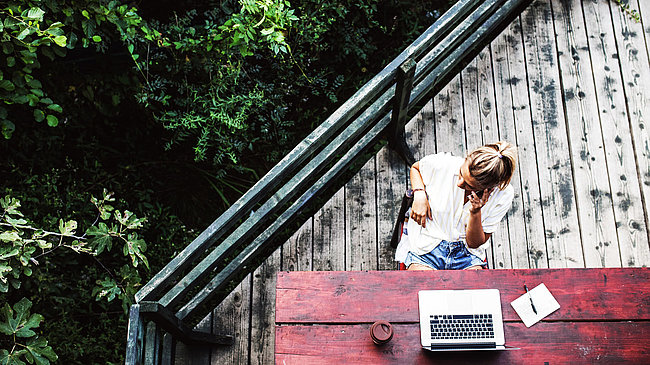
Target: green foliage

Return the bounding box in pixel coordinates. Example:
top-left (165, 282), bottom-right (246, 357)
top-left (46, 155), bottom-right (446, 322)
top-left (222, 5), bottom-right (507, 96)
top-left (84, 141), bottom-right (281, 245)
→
top-left (612, 0), bottom-right (640, 22)
top-left (0, 0), bottom-right (455, 362)
top-left (0, 0), bottom-right (152, 139)
top-left (0, 191), bottom-right (149, 361)
top-left (0, 298), bottom-right (58, 365)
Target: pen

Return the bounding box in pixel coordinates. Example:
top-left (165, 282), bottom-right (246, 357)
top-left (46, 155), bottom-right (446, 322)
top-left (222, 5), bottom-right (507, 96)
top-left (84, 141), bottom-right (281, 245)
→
top-left (524, 285), bottom-right (537, 314)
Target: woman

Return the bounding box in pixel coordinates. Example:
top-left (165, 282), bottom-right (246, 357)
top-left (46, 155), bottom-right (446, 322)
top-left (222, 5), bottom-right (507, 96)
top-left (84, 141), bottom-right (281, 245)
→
top-left (395, 141), bottom-right (517, 270)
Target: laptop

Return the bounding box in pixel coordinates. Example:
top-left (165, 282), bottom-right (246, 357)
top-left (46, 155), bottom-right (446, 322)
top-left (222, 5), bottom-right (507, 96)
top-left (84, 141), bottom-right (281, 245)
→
top-left (418, 289), bottom-right (508, 351)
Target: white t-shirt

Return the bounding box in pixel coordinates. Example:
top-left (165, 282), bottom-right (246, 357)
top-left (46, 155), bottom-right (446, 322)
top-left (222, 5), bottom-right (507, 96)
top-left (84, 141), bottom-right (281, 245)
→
top-left (395, 152), bottom-right (514, 261)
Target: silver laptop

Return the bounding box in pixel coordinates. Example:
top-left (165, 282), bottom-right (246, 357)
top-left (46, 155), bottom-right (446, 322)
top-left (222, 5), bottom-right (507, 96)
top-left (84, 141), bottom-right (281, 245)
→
top-left (418, 289), bottom-right (507, 351)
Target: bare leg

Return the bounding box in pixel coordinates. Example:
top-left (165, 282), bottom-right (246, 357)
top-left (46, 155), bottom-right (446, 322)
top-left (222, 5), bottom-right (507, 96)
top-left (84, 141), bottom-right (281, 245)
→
top-left (464, 265), bottom-right (484, 270)
top-left (407, 263), bottom-right (436, 270)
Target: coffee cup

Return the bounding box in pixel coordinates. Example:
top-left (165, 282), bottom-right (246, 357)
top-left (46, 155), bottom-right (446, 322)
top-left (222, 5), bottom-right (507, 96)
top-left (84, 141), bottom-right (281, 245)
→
top-left (370, 320), bottom-right (394, 345)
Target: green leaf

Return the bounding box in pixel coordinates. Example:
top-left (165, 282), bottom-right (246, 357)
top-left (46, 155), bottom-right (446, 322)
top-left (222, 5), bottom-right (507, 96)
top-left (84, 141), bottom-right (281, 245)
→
top-left (92, 35), bottom-right (102, 42)
top-left (52, 35), bottom-right (67, 47)
top-left (24, 336), bottom-right (58, 365)
top-left (0, 80), bottom-right (15, 91)
top-left (45, 115), bottom-right (58, 127)
top-left (5, 216), bottom-right (27, 225)
top-left (33, 109), bottom-right (45, 122)
top-left (7, 57), bottom-right (15, 67)
top-left (47, 22), bottom-right (64, 30)
top-left (0, 298), bottom-right (43, 338)
top-left (0, 232), bottom-right (21, 243)
top-left (46, 104), bottom-right (62, 113)
top-left (17, 28), bottom-right (32, 41)
top-left (82, 10), bottom-right (90, 19)
top-left (26, 8), bottom-right (46, 21)
top-left (0, 349), bottom-right (27, 365)
top-left (87, 223), bottom-right (112, 254)
top-left (1, 119), bottom-right (15, 139)
top-left (58, 219), bottom-right (77, 235)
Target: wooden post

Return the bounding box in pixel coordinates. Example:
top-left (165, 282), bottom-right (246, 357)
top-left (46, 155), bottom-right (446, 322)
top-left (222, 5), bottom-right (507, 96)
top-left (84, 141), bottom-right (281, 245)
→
top-left (125, 304), bottom-right (144, 365)
top-left (160, 333), bottom-right (175, 365)
top-left (144, 321), bottom-right (161, 365)
top-left (388, 58), bottom-right (417, 166)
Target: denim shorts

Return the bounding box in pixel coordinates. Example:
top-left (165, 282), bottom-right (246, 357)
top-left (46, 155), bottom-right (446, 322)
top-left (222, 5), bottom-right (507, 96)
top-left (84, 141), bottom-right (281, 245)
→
top-left (404, 240), bottom-right (487, 270)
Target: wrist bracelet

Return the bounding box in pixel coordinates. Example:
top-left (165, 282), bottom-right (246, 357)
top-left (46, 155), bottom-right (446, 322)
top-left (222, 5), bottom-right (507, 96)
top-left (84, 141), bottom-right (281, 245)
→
top-left (413, 188), bottom-right (425, 193)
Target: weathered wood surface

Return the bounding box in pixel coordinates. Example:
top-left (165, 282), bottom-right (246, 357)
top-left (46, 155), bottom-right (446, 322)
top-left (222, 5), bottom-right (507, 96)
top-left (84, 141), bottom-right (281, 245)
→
top-left (345, 157), bottom-right (378, 271)
top-left (552, 0), bottom-right (620, 267)
top-left (174, 0), bottom-right (650, 363)
top-left (276, 322), bottom-right (650, 364)
top-left (276, 269), bottom-right (650, 364)
top-left (276, 269), bottom-right (650, 323)
top-left (610, 0), bottom-right (650, 258)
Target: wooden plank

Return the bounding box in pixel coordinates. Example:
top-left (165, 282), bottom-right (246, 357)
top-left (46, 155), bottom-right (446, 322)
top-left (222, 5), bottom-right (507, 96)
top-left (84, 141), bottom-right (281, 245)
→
top-left (208, 274), bottom-right (251, 365)
top-left (160, 333), bottom-right (174, 365)
top-left (610, 0), bottom-right (650, 259)
top-left (282, 219), bottom-right (313, 272)
top-left (313, 187), bottom-right (346, 271)
top-left (581, 0), bottom-right (650, 267)
top-left (275, 322), bottom-right (650, 364)
top-left (125, 304), bottom-right (143, 365)
top-left (250, 249), bottom-right (281, 365)
top-left (499, 16), bottom-right (546, 269)
top-left (174, 315), bottom-right (211, 365)
top-left (461, 48), bottom-right (504, 270)
top-left (405, 98), bottom-right (436, 161)
top-left (520, 0), bottom-right (583, 268)
top-left (276, 269), bottom-right (650, 323)
top-left (345, 157), bottom-right (378, 271)
top-left (642, 0), bottom-right (650, 66)
top-left (144, 321), bottom-right (160, 365)
top-left (376, 146), bottom-right (408, 270)
top-left (491, 23), bottom-right (531, 270)
top-left (551, 0), bottom-right (621, 268)
top-left (492, 17), bottom-right (546, 269)
top-left (434, 74), bottom-right (466, 156)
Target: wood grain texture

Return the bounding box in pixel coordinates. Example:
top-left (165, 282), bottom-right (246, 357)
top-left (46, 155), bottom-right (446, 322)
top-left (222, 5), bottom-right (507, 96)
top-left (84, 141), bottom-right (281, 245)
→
top-left (313, 187), bottom-right (346, 271)
top-left (376, 146), bottom-right (408, 270)
top-left (434, 74), bottom-right (466, 157)
top-left (490, 19), bottom-right (531, 269)
top-left (551, 0), bottom-right (621, 268)
top-left (521, 0), bottom-right (583, 268)
top-left (250, 249), bottom-right (280, 365)
top-left (276, 322), bottom-right (650, 364)
top-left (282, 219), bottom-right (313, 272)
top-left (208, 275), bottom-right (251, 365)
top-left (276, 269), bottom-right (650, 323)
top-left (345, 157), bottom-right (378, 271)
top-left (174, 315), bottom-right (211, 365)
top-left (610, 0), bottom-right (650, 257)
top-left (405, 98), bottom-right (436, 161)
top-left (462, 48), bottom-right (506, 270)
top-left (581, 0), bottom-right (650, 268)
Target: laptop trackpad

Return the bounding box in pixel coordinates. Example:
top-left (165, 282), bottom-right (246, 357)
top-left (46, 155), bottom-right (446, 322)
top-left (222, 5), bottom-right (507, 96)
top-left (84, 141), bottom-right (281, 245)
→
top-left (446, 291), bottom-right (473, 313)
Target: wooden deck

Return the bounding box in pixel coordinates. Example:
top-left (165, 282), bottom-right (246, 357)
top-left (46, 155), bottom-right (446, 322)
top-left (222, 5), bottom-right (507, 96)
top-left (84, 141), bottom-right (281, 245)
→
top-left (173, 0), bottom-right (650, 363)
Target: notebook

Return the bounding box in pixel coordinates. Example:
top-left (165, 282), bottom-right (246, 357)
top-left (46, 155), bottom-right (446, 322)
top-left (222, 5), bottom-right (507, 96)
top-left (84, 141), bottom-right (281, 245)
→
top-left (418, 289), bottom-right (508, 351)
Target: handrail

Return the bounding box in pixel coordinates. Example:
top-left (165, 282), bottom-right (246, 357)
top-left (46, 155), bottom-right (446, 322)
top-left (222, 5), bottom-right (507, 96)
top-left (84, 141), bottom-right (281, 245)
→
top-left (134, 0), bottom-right (475, 304)
top-left (126, 0), bottom-right (534, 362)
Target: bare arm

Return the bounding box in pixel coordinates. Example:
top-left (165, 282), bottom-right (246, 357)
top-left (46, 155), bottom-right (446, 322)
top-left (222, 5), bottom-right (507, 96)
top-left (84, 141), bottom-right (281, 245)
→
top-left (410, 162), bottom-right (432, 227)
top-left (465, 189), bottom-right (493, 248)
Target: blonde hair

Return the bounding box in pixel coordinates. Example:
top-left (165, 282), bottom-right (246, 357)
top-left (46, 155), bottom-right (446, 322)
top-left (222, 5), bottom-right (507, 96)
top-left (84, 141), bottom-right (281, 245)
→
top-left (466, 141), bottom-right (517, 190)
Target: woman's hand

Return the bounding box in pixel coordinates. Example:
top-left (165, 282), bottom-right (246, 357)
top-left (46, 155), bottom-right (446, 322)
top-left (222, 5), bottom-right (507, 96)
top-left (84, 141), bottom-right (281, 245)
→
top-left (410, 191), bottom-right (432, 227)
top-left (468, 187), bottom-right (494, 214)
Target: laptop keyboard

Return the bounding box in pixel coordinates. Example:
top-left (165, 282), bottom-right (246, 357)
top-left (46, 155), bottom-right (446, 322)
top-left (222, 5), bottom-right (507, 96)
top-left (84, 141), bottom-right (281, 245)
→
top-left (429, 314), bottom-right (494, 340)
